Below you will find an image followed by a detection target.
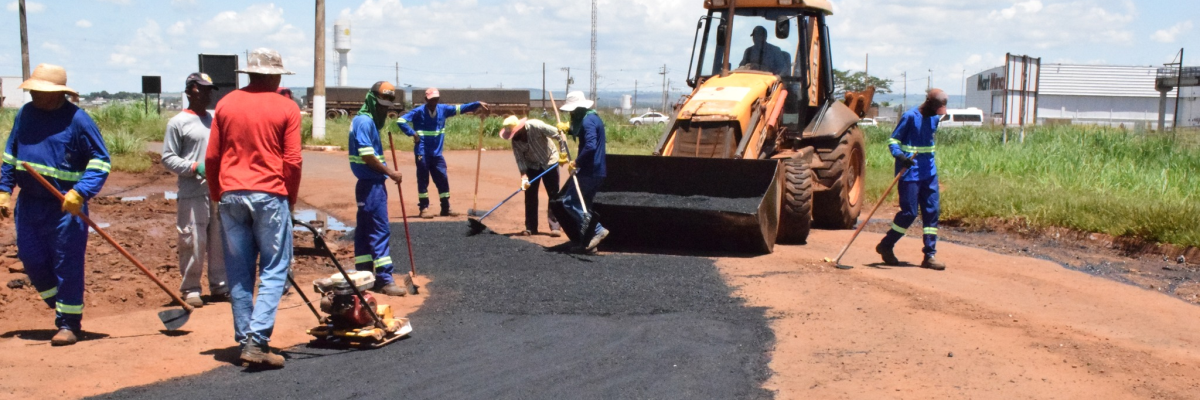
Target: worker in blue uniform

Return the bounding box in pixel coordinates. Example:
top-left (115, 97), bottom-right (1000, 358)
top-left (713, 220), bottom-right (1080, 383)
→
top-left (348, 81), bottom-right (406, 296)
top-left (876, 89), bottom-right (949, 271)
top-left (396, 87), bottom-right (489, 218)
top-left (0, 64), bottom-right (111, 346)
top-left (557, 91), bottom-right (609, 254)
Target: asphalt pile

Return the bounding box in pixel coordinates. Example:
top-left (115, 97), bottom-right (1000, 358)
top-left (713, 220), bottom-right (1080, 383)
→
top-left (98, 222), bottom-right (774, 399)
top-left (595, 191), bottom-right (762, 214)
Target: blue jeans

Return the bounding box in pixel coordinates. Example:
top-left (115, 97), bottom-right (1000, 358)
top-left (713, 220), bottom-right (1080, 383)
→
top-left (560, 174), bottom-right (605, 241)
top-left (219, 191), bottom-right (293, 346)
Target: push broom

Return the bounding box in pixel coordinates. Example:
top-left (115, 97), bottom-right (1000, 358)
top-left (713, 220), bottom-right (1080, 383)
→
top-left (825, 160), bottom-right (912, 270)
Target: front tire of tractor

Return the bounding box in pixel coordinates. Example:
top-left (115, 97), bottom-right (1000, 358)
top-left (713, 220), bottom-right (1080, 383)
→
top-left (777, 156), bottom-right (814, 244)
top-left (812, 127), bottom-right (866, 229)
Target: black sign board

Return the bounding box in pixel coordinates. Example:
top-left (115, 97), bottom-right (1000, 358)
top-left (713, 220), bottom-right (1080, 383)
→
top-left (199, 54), bottom-right (239, 106)
top-left (141, 76), bottom-right (161, 94)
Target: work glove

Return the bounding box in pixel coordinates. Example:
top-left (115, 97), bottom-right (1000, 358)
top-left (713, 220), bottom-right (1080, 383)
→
top-left (567, 161), bottom-right (578, 174)
top-left (0, 191), bottom-right (10, 219)
top-left (556, 121), bottom-right (571, 134)
top-left (194, 162), bottom-right (205, 178)
top-left (62, 189), bottom-right (85, 216)
top-left (521, 176), bottom-right (531, 190)
top-left (896, 155), bottom-right (916, 168)
top-left (557, 152), bottom-right (569, 167)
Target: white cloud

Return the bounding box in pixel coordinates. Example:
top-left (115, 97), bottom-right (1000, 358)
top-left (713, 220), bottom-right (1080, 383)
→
top-left (166, 21), bottom-right (188, 36)
top-left (6, 1), bottom-right (44, 12)
top-left (991, 0), bottom-right (1044, 19)
top-left (75, 19), bottom-right (92, 28)
top-left (98, 0), bottom-right (131, 5)
top-left (108, 19), bottom-right (170, 68)
top-left (41, 41), bottom-right (67, 55)
top-left (171, 0), bottom-right (195, 6)
top-left (1151, 21), bottom-right (1192, 43)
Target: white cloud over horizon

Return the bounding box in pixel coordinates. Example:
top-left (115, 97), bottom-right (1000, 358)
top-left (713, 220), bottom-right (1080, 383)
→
top-left (1151, 20), bottom-right (1193, 43)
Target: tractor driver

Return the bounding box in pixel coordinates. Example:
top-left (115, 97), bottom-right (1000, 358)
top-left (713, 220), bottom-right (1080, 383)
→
top-left (739, 26), bottom-right (791, 77)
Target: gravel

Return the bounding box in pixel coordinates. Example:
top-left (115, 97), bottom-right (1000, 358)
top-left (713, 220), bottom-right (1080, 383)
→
top-left (96, 222), bottom-right (775, 399)
top-left (595, 192), bottom-right (762, 214)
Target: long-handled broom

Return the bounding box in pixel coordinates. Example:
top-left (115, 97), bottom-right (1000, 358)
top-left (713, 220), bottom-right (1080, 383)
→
top-left (825, 161), bottom-right (912, 270)
top-left (385, 130), bottom-right (421, 295)
top-left (467, 166), bottom-right (559, 236)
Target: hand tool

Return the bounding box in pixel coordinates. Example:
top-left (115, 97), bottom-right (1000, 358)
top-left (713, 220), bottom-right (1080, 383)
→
top-left (385, 129), bottom-right (421, 295)
top-left (467, 165), bottom-right (558, 236)
top-left (826, 161), bottom-right (912, 270)
top-left (548, 92), bottom-right (588, 214)
top-left (24, 163), bottom-right (194, 330)
top-left (467, 114), bottom-right (489, 217)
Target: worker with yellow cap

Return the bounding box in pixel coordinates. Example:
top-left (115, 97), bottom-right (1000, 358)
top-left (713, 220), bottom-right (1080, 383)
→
top-left (498, 115), bottom-right (567, 237)
top-left (396, 88), bottom-right (489, 218)
top-left (0, 64), bottom-right (112, 346)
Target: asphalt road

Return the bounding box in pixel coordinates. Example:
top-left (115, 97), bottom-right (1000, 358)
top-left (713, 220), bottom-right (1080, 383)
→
top-left (96, 221), bottom-right (775, 399)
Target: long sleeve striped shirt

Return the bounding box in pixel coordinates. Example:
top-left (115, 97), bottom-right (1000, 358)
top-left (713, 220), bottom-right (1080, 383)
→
top-left (511, 119), bottom-right (563, 174)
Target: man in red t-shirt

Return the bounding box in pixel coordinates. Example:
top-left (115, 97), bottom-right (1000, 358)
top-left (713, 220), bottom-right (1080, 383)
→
top-left (204, 48), bottom-right (302, 369)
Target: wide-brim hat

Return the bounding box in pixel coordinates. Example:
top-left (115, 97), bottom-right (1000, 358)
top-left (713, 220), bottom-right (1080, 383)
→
top-left (498, 116), bottom-right (527, 140)
top-left (236, 48), bottom-right (294, 75)
top-left (559, 90), bottom-right (593, 111)
top-left (19, 63), bottom-right (77, 95)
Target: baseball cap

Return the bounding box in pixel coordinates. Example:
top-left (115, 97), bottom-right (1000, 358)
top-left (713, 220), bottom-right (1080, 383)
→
top-left (425, 87), bottom-right (440, 100)
top-left (372, 81), bottom-right (396, 107)
top-left (185, 72), bottom-right (218, 90)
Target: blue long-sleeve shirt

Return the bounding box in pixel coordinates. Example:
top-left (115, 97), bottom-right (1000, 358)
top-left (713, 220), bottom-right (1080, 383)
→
top-left (396, 102), bottom-right (482, 157)
top-left (575, 111), bottom-right (607, 178)
top-left (888, 107), bottom-right (939, 182)
top-left (348, 115), bottom-right (388, 182)
top-left (1, 102), bottom-right (111, 199)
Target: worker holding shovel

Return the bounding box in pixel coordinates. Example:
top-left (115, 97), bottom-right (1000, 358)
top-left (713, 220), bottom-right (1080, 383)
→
top-left (558, 91), bottom-right (609, 254)
top-left (348, 81), bottom-right (406, 296)
top-left (0, 64), bottom-right (111, 346)
top-left (498, 115), bottom-right (565, 237)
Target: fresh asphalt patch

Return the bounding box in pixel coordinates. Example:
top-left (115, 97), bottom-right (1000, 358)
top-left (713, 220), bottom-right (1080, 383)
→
top-left (95, 221), bottom-right (775, 399)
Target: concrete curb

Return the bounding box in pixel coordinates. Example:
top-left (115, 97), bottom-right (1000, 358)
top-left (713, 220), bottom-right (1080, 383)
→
top-left (302, 145), bottom-right (343, 152)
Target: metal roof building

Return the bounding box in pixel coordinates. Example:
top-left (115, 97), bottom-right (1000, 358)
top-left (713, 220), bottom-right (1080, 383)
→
top-left (966, 63), bottom-right (1199, 129)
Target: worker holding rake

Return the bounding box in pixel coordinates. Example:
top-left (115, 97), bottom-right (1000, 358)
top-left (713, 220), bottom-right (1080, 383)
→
top-left (0, 64), bottom-right (111, 346)
top-left (396, 88), bottom-right (489, 218)
top-left (876, 89), bottom-right (949, 271)
top-left (348, 81), bottom-right (406, 296)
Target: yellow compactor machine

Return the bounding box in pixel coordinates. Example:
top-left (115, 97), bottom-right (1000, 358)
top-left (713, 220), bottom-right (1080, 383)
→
top-left (573, 0), bottom-right (874, 254)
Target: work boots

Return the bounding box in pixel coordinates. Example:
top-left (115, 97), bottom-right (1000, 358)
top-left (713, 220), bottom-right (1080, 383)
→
top-left (374, 282), bottom-right (407, 297)
top-left (921, 256), bottom-right (947, 271)
top-left (184, 292), bottom-right (204, 308)
top-left (418, 209), bottom-right (435, 219)
top-left (876, 243), bottom-right (900, 266)
top-left (50, 328), bottom-right (78, 346)
top-left (585, 228), bottom-right (610, 253)
top-left (240, 343), bottom-right (285, 368)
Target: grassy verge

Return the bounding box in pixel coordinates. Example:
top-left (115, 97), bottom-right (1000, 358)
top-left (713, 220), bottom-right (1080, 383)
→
top-left (0, 104), bottom-right (162, 173)
top-left (862, 125), bottom-right (1200, 248)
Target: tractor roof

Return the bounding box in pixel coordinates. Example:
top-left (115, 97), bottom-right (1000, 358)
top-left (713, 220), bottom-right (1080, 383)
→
top-left (704, 0), bottom-right (834, 15)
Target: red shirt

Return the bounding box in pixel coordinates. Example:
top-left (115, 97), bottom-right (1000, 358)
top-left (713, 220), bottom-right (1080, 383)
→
top-left (205, 82), bottom-right (303, 204)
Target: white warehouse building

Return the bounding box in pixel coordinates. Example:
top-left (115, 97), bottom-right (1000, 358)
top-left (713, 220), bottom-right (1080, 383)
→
top-left (966, 64), bottom-right (1199, 129)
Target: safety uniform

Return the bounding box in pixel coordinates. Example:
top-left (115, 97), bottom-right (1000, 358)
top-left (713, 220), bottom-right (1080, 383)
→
top-left (348, 114), bottom-right (394, 285)
top-left (879, 106), bottom-right (940, 257)
top-left (560, 110), bottom-right (607, 242)
top-left (0, 102), bottom-right (111, 332)
top-left (396, 102), bottom-right (483, 211)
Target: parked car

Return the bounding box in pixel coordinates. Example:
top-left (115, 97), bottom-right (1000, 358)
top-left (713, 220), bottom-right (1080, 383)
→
top-left (858, 118), bottom-right (877, 127)
top-left (629, 112), bottom-right (669, 125)
top-left (939, 108), bottom-right (985, 127)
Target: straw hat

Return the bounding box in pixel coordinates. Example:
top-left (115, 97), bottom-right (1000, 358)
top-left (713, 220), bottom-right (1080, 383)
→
top-left (559, 90), bottom-right (593, 111)
top-left (19, 64), bottom-right (77, 94)
top-left (236, 48), bottom-right (294, 75)
top-left (498, 115), bottom-right (527, 140)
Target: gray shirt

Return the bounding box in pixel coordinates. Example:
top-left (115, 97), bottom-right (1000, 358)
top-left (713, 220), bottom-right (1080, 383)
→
top-left (511, 119), bottom-right (563, 174)
top-left (162, 110), bottom-right (212, 199)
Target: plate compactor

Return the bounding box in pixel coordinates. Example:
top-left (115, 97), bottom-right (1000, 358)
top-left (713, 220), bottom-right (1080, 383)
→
top-left (291, 220), bottom-right (412, 349)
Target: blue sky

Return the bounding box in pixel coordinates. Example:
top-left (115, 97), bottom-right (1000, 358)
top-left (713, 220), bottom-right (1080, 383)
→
top-left (1, 0), bottom-right (1196, 97)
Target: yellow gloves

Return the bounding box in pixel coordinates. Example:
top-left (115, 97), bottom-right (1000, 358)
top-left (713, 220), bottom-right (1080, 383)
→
top-left (0, 192), bottom-right (10, 219)
top-left (556, 121), bottom-right (571, 133)
top-left (62, 189), bottom-right (84, 216)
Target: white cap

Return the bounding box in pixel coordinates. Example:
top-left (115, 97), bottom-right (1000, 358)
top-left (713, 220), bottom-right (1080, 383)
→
top-left (559, 91), bottom-right (594, 111)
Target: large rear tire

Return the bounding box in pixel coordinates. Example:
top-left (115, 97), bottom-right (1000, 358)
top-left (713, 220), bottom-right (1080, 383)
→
top-left (777, 156), bottom-right (813, 244)
top-left (812, 127), bottom-right (866, 229)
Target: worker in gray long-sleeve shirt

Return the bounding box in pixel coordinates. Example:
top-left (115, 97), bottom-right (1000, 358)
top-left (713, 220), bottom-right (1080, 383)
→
top-left (162, 72), bottom-right (227, 307)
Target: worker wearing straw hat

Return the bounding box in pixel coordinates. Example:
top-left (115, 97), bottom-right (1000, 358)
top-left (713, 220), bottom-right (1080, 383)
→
top-left (0, 64), bottom-right (112, 346)
top-left (498, 115), bottom-right (565, 237)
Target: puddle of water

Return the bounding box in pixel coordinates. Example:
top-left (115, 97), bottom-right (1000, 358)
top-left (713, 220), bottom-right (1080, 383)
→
top-left (292, 209), bottom-right (351, 232)
top-left (165, 191), bottom-right (178, 200)
top-left (121, 196), bottom-right (147, 202)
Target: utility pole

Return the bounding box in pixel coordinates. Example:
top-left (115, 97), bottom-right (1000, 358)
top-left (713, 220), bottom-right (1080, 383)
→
top-left (961, 69), bottom-right (967, 108)
top-left (864, 53), bottom-right (869, 78)
top-left (633, 80), bottom-right (638, 113)
top-left (1174, 48), bottom-right (1184, 134)
top-left (395, 62), bottom-right (399, 87)
top-left (659, 64), bottom-right (668, 113)
top-left (313, 0), bottom-right (327, 140)
top-left (902, 71), bottom-right (907, 110)
top-left (927, 69), bottom-right (932, 91)
top-left (589, 0), bottom-right (598, 102)
top-left (561, 67), bottom-right (571, 95)
top-left (542, 62), bottom-right (546, 112)
top-left (19, 0), bottom-right (30, 81)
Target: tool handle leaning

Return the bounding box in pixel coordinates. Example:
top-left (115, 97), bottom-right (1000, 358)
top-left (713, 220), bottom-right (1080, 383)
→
top-left (832, 165), bottom-right (911, 266)
top-left (471, 114), bottom-right (486, 211)
top-left (384, 131), bottom-right (419, 277)
top-left (547, 92), bottom-right (589, 214)
top-left (21, 163), bottom-right (194, 312)
top-left (478, 164), bottom-right (558, 221)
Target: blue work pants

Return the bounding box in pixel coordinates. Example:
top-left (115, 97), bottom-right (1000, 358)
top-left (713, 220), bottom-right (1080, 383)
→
top-left (414, 152), bottom-right (450, 211)
top-left (218, 191), bottom-right (292, 346)
top-left (879, 176), bottom-right (940, 257)
top-left (16, 195), bottom-right (87, 331)
top-left (354, 180), bottom-right (394, 285)
top-left (560, 174), bottom-right (605, 242)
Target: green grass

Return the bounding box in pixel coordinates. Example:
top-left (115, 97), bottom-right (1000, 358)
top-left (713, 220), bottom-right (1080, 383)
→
top-left (0, 103), bottom-right (162, 172)
top-left (862, 124), bottom-right (1200, 248)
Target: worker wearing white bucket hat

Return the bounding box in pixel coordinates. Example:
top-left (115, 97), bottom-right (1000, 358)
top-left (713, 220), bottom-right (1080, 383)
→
top-left (557, 91), bottom-right (608, 253)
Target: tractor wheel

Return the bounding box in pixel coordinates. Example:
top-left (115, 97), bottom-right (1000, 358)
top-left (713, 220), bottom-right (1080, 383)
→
top-left (777, 156), bottom-right (814, 244)
top-left (812, 127), bottom-right (866, 229)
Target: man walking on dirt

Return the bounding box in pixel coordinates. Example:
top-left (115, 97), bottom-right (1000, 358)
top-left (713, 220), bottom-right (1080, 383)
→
top-left (205, 48), bottom-right (302, 368)
top-left (349, 81), bottom-right (406, 296)
top-left (163, 73), bottom-right (227, 308)
top-left (396, 88), bottom-right (489, 218)
top-left (498, 115), bottom-right (565, 237)
top-left (876, 89), bottom-right (948, 271)
top-left (0, 64), bottom-right (111, 346)
top-left (558, 91), bottom-right (608, 253)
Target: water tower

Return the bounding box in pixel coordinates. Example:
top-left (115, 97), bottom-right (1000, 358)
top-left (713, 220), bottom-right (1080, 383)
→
top-left (334, 19), bottom-right (351, 86)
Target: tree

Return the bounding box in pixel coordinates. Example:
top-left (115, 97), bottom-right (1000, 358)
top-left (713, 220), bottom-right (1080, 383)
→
top-left (833, 69), bottom-right (893, 98)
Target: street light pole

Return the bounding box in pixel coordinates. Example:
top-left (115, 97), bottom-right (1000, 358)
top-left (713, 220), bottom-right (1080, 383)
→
top-left (313, 0), bottom-right (327, 140)
top-left (561, 67), bottom-right (571, 95)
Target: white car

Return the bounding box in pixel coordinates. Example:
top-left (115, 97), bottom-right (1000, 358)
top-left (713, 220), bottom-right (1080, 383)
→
top-left (629, 112), bottom-right (669, 125)
top-left (858, 118), bottom-right (878, 127)
top-left (939, 108), bottom-right (985, 127)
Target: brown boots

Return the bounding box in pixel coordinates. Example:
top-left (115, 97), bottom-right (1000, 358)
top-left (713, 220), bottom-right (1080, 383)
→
top-left (240, 343), bottom-right (285, 368)
top-left (50, 328), bottom-right (78, 346)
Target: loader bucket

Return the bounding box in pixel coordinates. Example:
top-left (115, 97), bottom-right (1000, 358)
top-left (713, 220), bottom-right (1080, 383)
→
top-left (551, 155), bottom-right (783, 254)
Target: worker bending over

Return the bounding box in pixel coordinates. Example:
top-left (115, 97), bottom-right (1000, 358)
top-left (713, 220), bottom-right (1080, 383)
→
top-left (348, 81), bottom-right (405, 296)
top-left (876, 89), bottom-right (948, 271)
top-left (557, 91), bottom-right (609, 253)
top-left (498, 115), bottom-right (565, 237)
top-left (1, 64), bottom-right (111, 346)
top-left (396, 88), bottom-right (489, 218)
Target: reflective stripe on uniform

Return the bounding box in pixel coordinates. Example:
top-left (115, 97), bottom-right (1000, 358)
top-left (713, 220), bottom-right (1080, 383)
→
top-left (14, 160), bottom-right (84, 182)
top-left (397, 118), bottom-right (408, 124)
top-left (374, 256), bottom-right (393, 267)
top-left (354, 254), bottom-right (374, 264)
top-left (358, 147), bottom-right (376, 157)
top-left (439, 193), bottom-right (450, 199)
top-left (349, 156), bottom-right (366, 164)
top-left (416, 130), bottom-right (444, 137)
top-left (56, 302), bottom-right (83, 315)
top-left (2, 152), bottom-right (16, 164)
top-left (87, 159), bottom-right (111, 173)
top-left (39, 287), bottom-right (58, 300)
top-left (924, 227), bottom-right (939, 235)
top-left (891, 223), bottom-right (907, 234)
top-left (418, 193), bottom-right (429, 199)
top-left (899, 145), bottom-right (936, 154)
top-left (887, 138), bottom-right (901, 146)
top-left (455, 105), bottom-right (462, 114)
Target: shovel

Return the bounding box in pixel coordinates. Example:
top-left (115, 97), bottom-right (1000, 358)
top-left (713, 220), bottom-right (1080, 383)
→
top-left (467, 114), bottom-right (490, 217)
top-left (384, 129), bottom-right (421, 295)
top-left (825, 162), bottom-right (912, 270)
top-left (467, 166), bottom-right (558, 236)
top-left (23, 163), bottom-right (195, 330)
